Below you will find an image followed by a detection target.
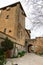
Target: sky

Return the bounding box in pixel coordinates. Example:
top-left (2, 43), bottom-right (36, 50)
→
top-left (0, 0), bottom-right (43, 39)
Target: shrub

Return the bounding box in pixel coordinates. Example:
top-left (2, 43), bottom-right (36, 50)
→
top-left (18, 51), bottom-right (26, 57)
top-left (1, 37), bottom-right (13, 51)
top-left (11, 51), bottom-right (26, 58)
top-left (0, 48), bottom-right (6, 65)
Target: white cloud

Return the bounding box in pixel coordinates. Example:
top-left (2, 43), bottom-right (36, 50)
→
top-left (0, 0), bottom-right (19, 8)
top-left (25, 17), bottom-right (33, 30)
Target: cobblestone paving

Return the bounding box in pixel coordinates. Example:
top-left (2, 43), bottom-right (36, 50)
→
top-left (6, 53), bottom-right (43, 65)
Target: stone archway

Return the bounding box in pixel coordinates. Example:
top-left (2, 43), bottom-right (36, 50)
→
top-left (28, 44), bottom-right (33, 53)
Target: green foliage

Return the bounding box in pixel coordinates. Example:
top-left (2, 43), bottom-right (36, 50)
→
top-left (18, 51), bottom-right (26, 57)
top-left (0, 48), bottom-right (4, 55)
top-left (0, 48), bottom-right (6, 65)
top-left (11, 51), bottom-right (26, 58)
top-left (0, 37), bottom-right (14, 65)
top-left (38, 52), bottom-right (43, 56)
top-left (1, 37), bottom-right (13, 51)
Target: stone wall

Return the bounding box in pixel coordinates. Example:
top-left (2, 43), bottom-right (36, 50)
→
top-left (35, 37), bottom-right (43, 53)
top-left (28, 37), bottom-right (43, 53)
top-left (0, 3), bottom-right (25, 45)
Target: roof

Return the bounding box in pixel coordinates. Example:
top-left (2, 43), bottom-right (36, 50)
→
top-left (0, 0), bottom-right (26, 16)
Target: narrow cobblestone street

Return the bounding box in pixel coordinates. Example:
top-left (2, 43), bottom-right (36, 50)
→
top-left (6, 53), bottom-right (43, 65)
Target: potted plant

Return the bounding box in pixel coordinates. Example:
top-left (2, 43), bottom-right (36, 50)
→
top-left (1, 37), bottom-right (14, 58)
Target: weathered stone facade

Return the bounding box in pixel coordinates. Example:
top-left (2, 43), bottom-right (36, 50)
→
top-left (35, 37), bottom-right (43, 53)
top-left (0, 2), bottom-right (26, 45)
top-left (28, 37), bottom-right (43, 53)
top-left (24, 29), bottom-right (31, 52)
top-left (25, 29), bottom-right (31, 40)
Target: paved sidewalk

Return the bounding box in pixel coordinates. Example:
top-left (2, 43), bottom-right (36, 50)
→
top-left (6, 53), bottom-right (43, 65)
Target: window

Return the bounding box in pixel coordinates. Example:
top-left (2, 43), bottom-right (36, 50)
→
top-left (6, 15), bottom-right (9, 19)
top-left (4, 28), bottom-right (7, 33)
top-left (9, 30), bottom-right (12, 33)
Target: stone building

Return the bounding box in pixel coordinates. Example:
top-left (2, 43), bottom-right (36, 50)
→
top-left (24, 29), bottom-right (31, 52)
top-left (0, 2), bottom-right (27, 45)
top-left (25, 29), bottom-right (31, 45)
top-left (28, 37), bottom-right (43, 53)
top-left (25, 29), bottom-right (31, 40)
top-left (35, 37), bottom-right (43, 53)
